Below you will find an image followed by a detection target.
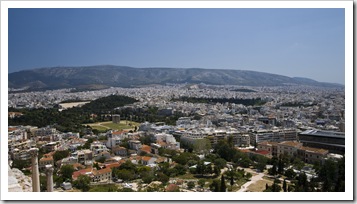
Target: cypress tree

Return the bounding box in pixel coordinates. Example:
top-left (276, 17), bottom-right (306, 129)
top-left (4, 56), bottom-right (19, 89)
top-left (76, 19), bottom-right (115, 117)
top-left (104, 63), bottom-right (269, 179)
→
top-left (212, 179), bottom-right (220, 192)
top-left (283, 179), bottom-right (287, 192)
top-left (220, 175), bottom-right (226, 192)
top-left (278, 160), bottom-right (283, 174)
top-left (230, 174), bottom-right (234, 191)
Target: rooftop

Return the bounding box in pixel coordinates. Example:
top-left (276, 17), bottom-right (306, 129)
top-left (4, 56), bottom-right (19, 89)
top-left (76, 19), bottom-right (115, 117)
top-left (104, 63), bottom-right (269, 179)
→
top-left (39, 157), bottom-right (53, 162)
top-left (142, 156), bottom-right (153, 162)
top-left (140, 145), bottom-right (151, 153)
top-left (278, 141), bottom-right (302, 148)
top-left (258, 141), bottom-right (278, 146)
top-left (300, 146), bottom-right (328, 154)
top-left (299, 129), bottom-right (345, 138)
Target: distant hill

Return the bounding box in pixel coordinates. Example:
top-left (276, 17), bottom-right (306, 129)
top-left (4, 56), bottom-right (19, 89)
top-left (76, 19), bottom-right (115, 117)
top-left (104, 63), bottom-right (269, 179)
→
top-left (8, 65), bottom-right (344, 91)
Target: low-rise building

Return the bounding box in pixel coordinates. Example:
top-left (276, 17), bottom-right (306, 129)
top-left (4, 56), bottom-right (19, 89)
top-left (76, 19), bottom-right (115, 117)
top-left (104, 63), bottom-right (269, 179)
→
top-left (139, 145), bottom-right (151, 155)
top-left (253, 128), bottom-right (298, 144)
top-left (39, 154), bottom-right (54, 171)
top-left (129, 140), bottom-right (142, 151)
top-left (72, 167), bottom-right (112, 183)
top-left (141, 156), bottom-right (157, 165)
top-left (74, 149), bottom-right (93, 165)
top-left (257, 140), bottom-right (330, 164)
top-left (257, 141), bottom-right (278, 156)
top-left (298, 146), bottom-right (328, 164)
top-left (42, 142), bottom-right (60, 152)
top-left (94, 151), bottom-right (111, 162)
top-left (112, 146), bottom-right (127, 157)
top-left (90, 141), bottom-right (109, 155)
top-left (106, 130), bottom-right (128, 149)
top-left (276, 141), bottom-right (302, 157)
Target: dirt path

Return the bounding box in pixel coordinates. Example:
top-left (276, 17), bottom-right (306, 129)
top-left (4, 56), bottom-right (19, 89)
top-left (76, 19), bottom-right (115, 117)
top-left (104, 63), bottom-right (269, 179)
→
top-left (237, 171), bottom-right (265, 192)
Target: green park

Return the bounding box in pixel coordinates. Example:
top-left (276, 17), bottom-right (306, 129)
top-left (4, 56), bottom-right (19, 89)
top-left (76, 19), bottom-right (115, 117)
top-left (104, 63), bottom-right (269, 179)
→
top-left (84, 120), bottom-right (140, 132)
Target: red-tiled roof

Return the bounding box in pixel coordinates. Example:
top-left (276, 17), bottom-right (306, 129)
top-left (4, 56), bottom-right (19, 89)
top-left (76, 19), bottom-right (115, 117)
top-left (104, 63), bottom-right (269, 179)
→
top-left (8, 127), bottom-right (17, 132)
top-left (97, 167), bottom-right (112, 175)
top-left (129, 155), bottom-right (142, 161)
top-left (158, 141), bottom-right (167, 146)
top-left (105, 162), bottom-right (121, 169)
top-left (142, 156), bottom-right (152, 162)
top-left (40, 157), bottom-right (54, 162)
top-left (255, 150), bottom-right (270, 155)
top-left (141, 145), bottom-right (151, 153)
top-left (72, 168), bottom-right (93, 180)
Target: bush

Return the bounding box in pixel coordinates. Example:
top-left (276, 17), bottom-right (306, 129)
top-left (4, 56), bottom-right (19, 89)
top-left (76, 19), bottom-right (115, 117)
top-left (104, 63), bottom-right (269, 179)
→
top-left (187, 181), bottom-right (195, 190)
top-left (73, 175), bottom-right (91, 192)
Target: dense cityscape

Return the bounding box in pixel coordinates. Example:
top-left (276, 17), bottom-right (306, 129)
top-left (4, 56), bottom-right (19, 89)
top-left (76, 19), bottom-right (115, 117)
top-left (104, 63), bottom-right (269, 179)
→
top-left (8, 83), bottom-right (345, 193)
top-left (4, 2), bottom-right (352, 201)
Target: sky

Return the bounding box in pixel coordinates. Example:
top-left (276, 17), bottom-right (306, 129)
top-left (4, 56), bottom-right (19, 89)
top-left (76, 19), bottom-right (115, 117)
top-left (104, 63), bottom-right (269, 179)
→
top-left (8, 8), bottom-right (345, 84)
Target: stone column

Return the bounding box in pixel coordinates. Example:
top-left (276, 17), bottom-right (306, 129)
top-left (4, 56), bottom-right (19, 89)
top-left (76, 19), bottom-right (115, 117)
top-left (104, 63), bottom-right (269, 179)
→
top-left (45, 165), bottom-right (54, 192)
top-left (29, 148), bottom-right (40, 192)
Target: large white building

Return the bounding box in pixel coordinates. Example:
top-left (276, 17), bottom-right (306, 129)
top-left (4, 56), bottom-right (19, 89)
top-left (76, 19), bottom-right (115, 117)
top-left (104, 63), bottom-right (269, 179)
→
top-left (106, 130), bottom-right (128, 149)
top-left (180, 127), bottom-right (250, 147)
top-left (252, 128), bottom-right (298, 144)
top-left (90, 141), bottom-right (109, 155)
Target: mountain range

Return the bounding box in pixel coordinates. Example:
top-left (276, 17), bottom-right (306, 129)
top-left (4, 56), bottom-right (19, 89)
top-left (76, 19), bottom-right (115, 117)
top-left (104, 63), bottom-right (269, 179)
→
top-left (8, 65), bottom-right (343, 91)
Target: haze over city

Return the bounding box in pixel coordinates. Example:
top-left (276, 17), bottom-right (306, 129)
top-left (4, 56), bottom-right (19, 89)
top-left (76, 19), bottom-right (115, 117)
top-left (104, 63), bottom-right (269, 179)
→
top-left (8, 8), bottom-right (345, 84)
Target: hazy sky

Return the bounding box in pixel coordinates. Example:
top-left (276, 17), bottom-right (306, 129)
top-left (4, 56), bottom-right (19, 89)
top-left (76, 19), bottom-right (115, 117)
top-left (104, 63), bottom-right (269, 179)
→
top-left (8, 8), bottom-right (345, 84)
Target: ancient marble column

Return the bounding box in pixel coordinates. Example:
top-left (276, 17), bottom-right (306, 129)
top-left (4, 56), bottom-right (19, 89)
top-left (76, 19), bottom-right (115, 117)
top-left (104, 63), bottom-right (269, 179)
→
top-left (45, 165), bottom-right (54, 192)
top-left (29, 148), bottom-right (40, 192)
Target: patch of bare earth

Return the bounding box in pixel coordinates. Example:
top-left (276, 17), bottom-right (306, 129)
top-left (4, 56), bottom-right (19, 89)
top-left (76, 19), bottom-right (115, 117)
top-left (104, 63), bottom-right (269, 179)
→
top-left (246, 179), bottom-right (273, 192)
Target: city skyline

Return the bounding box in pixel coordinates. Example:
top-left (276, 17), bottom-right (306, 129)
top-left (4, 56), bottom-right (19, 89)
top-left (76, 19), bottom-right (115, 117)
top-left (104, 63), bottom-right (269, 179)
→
top-left (8, 8), bottom-right (345, 84)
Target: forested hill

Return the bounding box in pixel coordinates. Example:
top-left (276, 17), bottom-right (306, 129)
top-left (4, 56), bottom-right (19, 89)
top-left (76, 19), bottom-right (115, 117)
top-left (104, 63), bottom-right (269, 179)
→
top-left (9, 95), bottom-right (138, 133)
top-left (9, 65), bottom-right (344, 91)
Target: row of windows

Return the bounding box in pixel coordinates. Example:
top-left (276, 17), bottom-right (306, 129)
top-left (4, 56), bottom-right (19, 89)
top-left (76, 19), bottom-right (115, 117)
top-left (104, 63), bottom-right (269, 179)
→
top-left (299, 135), bottom-right (344, 144)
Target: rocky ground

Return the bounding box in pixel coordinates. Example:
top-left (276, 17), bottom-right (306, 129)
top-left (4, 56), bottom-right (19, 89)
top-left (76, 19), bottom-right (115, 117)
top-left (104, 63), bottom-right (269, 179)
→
top-left (8, 166), bottom-right (32, 192)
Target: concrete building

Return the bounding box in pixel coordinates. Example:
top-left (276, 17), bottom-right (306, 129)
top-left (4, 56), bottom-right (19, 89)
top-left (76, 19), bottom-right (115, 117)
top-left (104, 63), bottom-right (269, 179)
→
top-left (39, 154), bottom-right (54, 171)
top-left (112, 146), bottom-right (127, 157)
top-left (72, 167), bottom-right (112, 183)
top-left (253, 128), bottom-right (298, 144)
top-left (34, 127), bottom-right (57, 137)
top-left (276, 141), bottom-right (302, 157)
top-left (298, 129), bottom-right (345, 154)
top-left (257, 140), bottom-right (330, 164)
top-left (90, 141), bottom-right (109, 155)
top-left (257, 141), bottom-right (278, 157)
top-left (106, 130), bottom-right (127, 149)
top-left (73, 149), bottom-right (93, 166)
top-left (297, 146), bottom-right (329, 164)
top-left (128, 140), bottom-right (142, 151)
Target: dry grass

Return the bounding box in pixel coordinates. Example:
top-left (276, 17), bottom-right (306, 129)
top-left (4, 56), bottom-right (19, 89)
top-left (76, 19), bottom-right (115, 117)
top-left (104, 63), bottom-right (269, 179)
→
top-left (246, 179), bottom-right (273, 192)
top-left (85, 120), bottom-right (139, 131)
